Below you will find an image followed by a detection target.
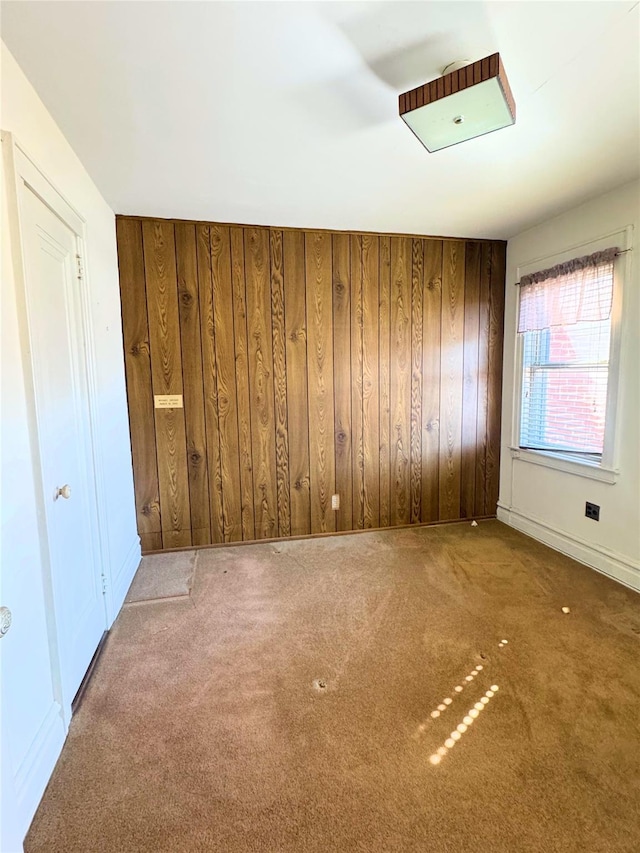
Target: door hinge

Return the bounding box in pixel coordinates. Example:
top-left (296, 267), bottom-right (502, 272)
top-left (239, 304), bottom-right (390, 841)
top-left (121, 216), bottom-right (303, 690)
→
top-left (76, 253), bottom-right (84, 280)
top-left (101, 575), bottom-right (108, 595)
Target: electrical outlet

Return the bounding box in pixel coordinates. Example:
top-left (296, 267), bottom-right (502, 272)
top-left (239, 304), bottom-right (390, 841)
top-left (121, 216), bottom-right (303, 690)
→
top-left (585, 502), bottom-right (600, 521)
top-left (331, 494), bottom-right (340, 511)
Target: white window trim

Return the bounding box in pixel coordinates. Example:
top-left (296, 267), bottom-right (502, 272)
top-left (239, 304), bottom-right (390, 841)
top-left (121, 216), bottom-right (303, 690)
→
top-left (509, 447), bottom-right (618, 483)
top-left (511, 226), bottom-right (632, 484)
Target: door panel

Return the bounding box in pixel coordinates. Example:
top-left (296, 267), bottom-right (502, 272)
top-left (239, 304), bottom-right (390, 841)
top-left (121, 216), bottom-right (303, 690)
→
top-left (1, 182), bottom-right (63, 847)
top-left (21, 188), bottom-right (106, 708)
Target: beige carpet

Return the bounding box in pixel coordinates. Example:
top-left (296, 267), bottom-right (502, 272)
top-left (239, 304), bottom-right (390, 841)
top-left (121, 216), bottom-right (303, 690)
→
top-left (124, 551), bottom-right (195, 603)
top-left (26, 521), bottom-right (640, 852)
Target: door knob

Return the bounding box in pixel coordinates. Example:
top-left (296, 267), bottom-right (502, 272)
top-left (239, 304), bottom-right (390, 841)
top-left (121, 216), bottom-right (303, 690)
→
top-left (0, 606), bottom-right (11, 637)
top-left (55, 484), bottom-right (71, 500)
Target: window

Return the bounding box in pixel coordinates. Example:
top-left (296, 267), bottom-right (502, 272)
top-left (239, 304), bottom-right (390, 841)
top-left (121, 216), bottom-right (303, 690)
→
top-left (516, 246), bottom-right (619, 467)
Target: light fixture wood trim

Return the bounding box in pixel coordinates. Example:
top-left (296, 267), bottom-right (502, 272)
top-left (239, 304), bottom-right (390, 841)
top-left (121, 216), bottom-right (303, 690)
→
top-left (399, 53), bottom-right (515, 122)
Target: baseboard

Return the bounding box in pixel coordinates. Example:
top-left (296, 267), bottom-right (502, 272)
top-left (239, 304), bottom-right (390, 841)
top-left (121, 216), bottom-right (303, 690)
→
top-left (71, 631), bottom-right (109, 715)
top-left (107, 537), bottom-right (142, 624)
top-left (497, 503), bottom-right (640, 593)
top-left (141, 515), bottom-right (498, 555)
top-left (14, 701), bottom-right (66, 834)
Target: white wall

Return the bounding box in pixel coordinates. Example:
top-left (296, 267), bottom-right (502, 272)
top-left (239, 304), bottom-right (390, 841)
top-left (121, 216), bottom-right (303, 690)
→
top-left (499, 180), bottom-right (639, 591)
top-left (1, 41), bottom-right (140, 619)
top-left (2, 44), bottom-right (140, 845)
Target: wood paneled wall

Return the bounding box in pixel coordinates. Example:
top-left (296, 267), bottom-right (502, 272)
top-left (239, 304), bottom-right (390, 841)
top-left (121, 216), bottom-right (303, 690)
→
top-left (116, 216), bottom-right (505, 552)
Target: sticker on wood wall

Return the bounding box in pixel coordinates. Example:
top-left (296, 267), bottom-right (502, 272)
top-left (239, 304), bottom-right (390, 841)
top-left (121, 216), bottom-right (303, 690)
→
top-left (154, 395), bottom-right (183, 409)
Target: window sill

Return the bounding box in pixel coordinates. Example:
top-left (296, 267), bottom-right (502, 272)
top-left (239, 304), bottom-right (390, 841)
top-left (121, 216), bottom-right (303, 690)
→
top-left (509, 447), bottom-right (618, 484)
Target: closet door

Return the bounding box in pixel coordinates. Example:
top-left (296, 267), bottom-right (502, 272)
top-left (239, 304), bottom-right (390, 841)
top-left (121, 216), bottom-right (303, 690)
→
top-left (1, 141), bottom-right (108, 847)
top-left (21, 183), bottom-right (107, 708)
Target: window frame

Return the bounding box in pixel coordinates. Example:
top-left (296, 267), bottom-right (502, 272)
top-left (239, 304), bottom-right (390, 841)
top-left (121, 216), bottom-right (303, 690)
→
top-left (510, 227), bottom-right (631, 484)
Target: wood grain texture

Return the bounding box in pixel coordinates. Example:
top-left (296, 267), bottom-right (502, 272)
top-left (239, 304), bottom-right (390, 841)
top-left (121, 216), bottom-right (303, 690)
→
top-left (389, 237), bottom-right (412, 526)
top-left (486, 242), bottom-right (506, 515)
top-left (174, 221), bottom-right (211, 545)
top-left (196, 225), bottom-right (224, 543)
top-left (116, 218), bottom-right (161, 542)
top-left (421, 240), bottom-right (442, 523)
top-left (118, 214), bottom-right (487, 246)
top-left (361, 235), bottom-right (380, 528)
top-left (117, 216), bottom-right (505, 550)
top-left (142, 220), bottom-right (192, 547)
top-left (410, 239), bottom-right (424, 524)
top-left (332, 233), bottom-right (353, 531)
top-left (350, 235), bottom-right (364, 529)
top-left (245, 227), bottom-right (278, 538)
top-left (400, 53), bottom-right (515, 122)
top-left (139, 532), bottom-right (163, 553)
top-left (439, 241), bottom-right (465, 521)
top-left (230, 226), bottom-right (256, 540)
top-left (305, 231), bottom-right (336, 534)
top-left (269, 229), bottom-right (291, 538)
top-left (475, 243), bottom-right (492, 517)
top-left (378, 236), bottom-right (391, 529)
top-left (211, 225), bottom-right (243, 542)
top-left (461, 241), bottom-right (481, 519)
top-left (283, 230), bottom-right (311, 536)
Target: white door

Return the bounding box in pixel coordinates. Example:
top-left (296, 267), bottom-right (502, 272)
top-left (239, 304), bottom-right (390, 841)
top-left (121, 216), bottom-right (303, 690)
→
top-left (19, 186), bottom-right (108, 711)
top-left (1, 141), bottom-right (108, 849)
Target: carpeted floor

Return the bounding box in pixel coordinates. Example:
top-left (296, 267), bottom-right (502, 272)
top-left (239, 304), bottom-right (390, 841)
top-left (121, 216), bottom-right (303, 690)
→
top-left (25, 520), bottom-right (640, 853)
top-left (124, 550), bottom-right (195, 604)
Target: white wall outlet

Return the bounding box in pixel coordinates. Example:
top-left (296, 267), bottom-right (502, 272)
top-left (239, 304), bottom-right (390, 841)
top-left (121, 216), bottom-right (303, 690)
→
top-left (331, 494), bottom-right (340, 510)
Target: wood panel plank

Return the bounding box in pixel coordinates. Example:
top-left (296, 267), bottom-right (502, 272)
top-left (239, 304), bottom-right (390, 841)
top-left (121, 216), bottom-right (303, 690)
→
top-left (244, 227), bottom-right (278, 538)
top-left (139, 532), bottom-right (162, 554)
top-left (230, 227), bottom-right (256, 540)
top-left (439, 241), bottom-right (465, 520)
top-left (174, 221), bottom-right (211, 545)
top-left (305, 231), bottom-right (336, 533)
top-left (474, 242), bottom-right (492, 517)
top-left (269, 229), bottom-right (291, 538)
top-left (361, 235), bottom-right (380, 528)
top-left (410, 239), bottom-right (424, 524)
top-left (461, 241), bottom-right (481, 519)
top-left (378, 236), bottom-right (391, 528)
top-left (211, 225), bottom-right (243, 541)
top-left (332, 233), bottom-right (353, 531)
top-left (196, 225), bottom-right (224, 543)
top-left (486, 242), bottom-right (506, 514)
top-left (421, 240), bottom-right (442, 523)
top-left (283, 230), bottom-right (311, 536)
top-left (116, 218), bottom-right (161, 542)
top-left (350, 235), bottom-right (364, 529)
top-left (389, 237), bottom-right (412, 525)
top-left (142, 220), bottom-right (191, 547)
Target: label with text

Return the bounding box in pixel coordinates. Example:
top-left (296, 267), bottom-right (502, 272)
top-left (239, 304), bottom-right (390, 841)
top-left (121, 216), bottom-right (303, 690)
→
top-left (154, 394), bottom-right (183, 409)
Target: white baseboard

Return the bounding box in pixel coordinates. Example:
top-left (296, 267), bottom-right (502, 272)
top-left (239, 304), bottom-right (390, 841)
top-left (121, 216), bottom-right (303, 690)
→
top-left (107, 537), bottom-right (141, 625)
top-left (14, 701), bottom-right (66, 837)
top-left (497, 503), bottom-right (640, 593)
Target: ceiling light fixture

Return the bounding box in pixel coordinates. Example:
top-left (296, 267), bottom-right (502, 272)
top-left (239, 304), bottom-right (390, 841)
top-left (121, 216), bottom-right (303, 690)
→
top-left (399, 53), bottom-right (515, 153)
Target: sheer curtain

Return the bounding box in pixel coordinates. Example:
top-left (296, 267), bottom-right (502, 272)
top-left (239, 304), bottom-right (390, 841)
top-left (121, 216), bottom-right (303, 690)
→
top-left (518, 247), bottom-right (617, 333)
top-left (517, 247), bottom-right (618, 456)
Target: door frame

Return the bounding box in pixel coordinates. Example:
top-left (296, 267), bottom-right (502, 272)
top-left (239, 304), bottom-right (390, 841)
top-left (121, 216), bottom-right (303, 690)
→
top-left (2, 131), bottom-right (110, 719)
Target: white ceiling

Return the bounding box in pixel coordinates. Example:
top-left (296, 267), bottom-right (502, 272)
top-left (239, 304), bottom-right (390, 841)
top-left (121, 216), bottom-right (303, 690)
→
top-left (2, 1), bottom-right (638, 239)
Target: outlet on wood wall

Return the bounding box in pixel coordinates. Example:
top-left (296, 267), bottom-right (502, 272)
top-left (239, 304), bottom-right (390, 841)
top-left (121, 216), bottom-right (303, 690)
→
top-left (116, 216), bottom-right (505, 552)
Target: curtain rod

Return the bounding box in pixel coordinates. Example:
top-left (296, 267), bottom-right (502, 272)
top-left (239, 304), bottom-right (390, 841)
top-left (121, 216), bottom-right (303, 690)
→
top-left (514, 247), bottom-right (632, 285)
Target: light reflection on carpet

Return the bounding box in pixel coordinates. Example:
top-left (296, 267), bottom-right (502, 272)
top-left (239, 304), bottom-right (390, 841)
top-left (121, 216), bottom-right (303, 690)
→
top-left (415, 639), bottom-right (509, 763)
top-left (430, 686), bottom-right (499, 765)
